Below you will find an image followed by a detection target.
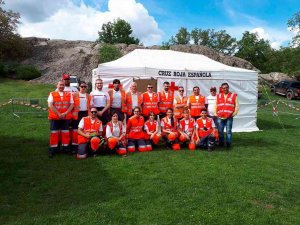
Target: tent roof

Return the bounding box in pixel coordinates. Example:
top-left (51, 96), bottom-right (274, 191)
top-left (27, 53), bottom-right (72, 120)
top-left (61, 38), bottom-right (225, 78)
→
top-left (97, 49), bottom-right (256, 74)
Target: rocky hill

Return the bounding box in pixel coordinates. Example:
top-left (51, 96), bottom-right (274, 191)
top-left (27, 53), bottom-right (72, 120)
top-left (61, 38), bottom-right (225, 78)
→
top-left (23, 37), bottom-right (258, 84)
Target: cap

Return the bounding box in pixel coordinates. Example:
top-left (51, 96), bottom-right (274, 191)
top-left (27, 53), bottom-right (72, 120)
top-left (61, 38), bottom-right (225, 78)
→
top-left (62, 74), bottom-right (70, 80)
top-left (210, 86), bottom-right (216, 91)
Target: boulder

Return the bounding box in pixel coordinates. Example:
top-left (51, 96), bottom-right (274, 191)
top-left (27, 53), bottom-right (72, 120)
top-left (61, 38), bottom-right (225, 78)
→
top-left (21, 38), bottom-right (259, 84)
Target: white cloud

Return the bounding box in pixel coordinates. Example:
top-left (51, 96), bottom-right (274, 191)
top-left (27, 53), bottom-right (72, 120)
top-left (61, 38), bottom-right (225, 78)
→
top-left (10, 0), bottom-right (163, 45)
top-left (225, 26), bottom-right (293, 49)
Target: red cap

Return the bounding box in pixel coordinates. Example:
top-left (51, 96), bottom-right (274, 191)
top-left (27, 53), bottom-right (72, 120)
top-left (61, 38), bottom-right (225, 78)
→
top-left (62, 74), bottom-right (70, 80)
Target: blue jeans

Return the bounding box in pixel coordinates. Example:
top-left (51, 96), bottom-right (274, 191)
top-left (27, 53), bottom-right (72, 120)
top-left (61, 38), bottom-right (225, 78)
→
top-left (217, 117), bottom-right (233, 146)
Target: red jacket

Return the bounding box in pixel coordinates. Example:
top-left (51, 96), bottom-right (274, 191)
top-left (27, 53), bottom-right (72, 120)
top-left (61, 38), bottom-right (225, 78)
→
top-left (126, 115), bottom-right (145, 139)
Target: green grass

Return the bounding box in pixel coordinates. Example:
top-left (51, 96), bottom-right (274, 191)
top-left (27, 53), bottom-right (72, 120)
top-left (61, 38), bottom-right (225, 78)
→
top-left (0, 79), bottom-right (299, 225)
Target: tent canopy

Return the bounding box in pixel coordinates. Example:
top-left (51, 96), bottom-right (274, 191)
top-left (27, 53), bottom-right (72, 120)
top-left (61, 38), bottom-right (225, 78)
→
top-left (93, 49), bottom-right (259, 132)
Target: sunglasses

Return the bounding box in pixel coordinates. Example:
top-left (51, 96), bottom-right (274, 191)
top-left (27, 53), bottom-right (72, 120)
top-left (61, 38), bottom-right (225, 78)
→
top-left (147, 87), bottom-right (153, 89)
top-left (179, 90), bottom-right (184, 92)
top-left (91, 111), bottom-right (97, 114)
top-left (134, 111), bottom-right (140, 113)
top-left (80, 86), bottom-right (87, 88)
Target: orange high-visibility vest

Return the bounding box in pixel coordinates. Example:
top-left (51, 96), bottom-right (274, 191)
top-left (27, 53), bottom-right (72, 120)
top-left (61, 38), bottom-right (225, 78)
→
top-left (179, 118), bottom-right (195, 137)
top-left (216, 92), bottom-right (237, 118)
top-left (78, 117), bottom-right (102, 144)
top-left (161, 116), bottom-right (178, 132)
top-left (158, 91), bottom-right (174, 113)
top-left (48, 91), bottom-right (72, 120)
top-left (108, 89), bottom-right (127, 113)
top-left (189, 95), bottom-right (206, 117)
top-left (144, 120), bottom-right (158, 139)
top-left (196, 117), bottom-right (214, 138)
top-left (126, 91), bottom-right (143, 115)
top-left (174, 96), bottom-right (187, 119)
top-left (126, 115), bottom-right (145, 139)
top-left (142, 92), bottom-right (160, 116)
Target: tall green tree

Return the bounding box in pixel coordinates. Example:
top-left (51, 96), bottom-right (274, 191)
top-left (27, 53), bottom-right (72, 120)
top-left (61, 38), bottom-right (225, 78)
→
top-left (235, 31), bottom-right (272, 72)
top-left (97, 19), bottom-right (140, 45)
top-left (287, 11), bottom-right (300, 47)
top-left (190, 28), bottom-right (237, 55)
top-left (169, 27), bottom-right (190, 45)
top-left (0, 0), bottom-right (26, 61)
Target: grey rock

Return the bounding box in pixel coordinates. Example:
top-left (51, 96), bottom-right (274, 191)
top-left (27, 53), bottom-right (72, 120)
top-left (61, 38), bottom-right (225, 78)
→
top-left (21, 38), bottom-right (259, 84)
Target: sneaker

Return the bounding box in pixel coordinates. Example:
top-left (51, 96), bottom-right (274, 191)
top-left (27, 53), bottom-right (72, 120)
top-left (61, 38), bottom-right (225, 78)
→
top-left (48, 152), bottom-right (55, 158)
top-left (208, 147), bottom-right (214, 152)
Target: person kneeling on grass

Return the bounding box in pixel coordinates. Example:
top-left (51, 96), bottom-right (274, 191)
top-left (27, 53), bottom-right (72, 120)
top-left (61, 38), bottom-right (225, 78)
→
top-left (77, 108), bottom-right (104, 159)
top-left (195, 109), bottom-right (217, 151)
top-left (144, 111), bottom-right (161, 151)
top-left (106, 113), bottom-right (127, 155)
top-left (161, 108), bottom-right (180, 150)
top-left (178, 109), bottom-right (196, 150)
top-left (126, 106), bottom-right (147, 153)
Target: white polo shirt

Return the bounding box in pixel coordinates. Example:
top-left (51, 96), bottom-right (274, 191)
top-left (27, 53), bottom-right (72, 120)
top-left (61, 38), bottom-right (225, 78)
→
top-left (90, 89), bottom-right (109, 108)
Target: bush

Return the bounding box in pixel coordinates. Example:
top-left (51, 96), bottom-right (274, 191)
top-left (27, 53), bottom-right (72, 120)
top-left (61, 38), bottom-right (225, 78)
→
top-left (15, 65), bottom-right (41, 80)
top-left (0, 63), bottom-right (7, 78)
top-left (99, 44), bottom-right (122, 63)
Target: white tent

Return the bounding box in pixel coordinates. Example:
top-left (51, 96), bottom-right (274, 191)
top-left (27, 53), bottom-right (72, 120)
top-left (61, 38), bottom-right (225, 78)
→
top-left (92, 49), bottom-right (259, 132)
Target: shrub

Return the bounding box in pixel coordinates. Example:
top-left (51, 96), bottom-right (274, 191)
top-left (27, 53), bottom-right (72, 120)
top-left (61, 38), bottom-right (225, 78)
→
top-left (0, 63), bottom-right (7, 78)
top-left (15, 65), bottom-right (41, 80)
top-left (99, 44), bottom-right (122, 63)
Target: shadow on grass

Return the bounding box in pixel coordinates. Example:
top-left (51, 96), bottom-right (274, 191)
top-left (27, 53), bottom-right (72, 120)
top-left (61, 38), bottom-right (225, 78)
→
top-left (257, 117), bottom-right (297, 130)
top-left (0, 135), bottom-right (129, 224)
top-left (234, 135), bottom-right (280, 148)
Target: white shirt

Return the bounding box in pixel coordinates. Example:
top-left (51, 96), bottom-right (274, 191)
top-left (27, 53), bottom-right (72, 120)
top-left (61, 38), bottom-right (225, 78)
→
top-left (131, 92), bottom-right (138, 108)
top-left (79, 93), bottom-right (88, 111)
top-left (111, 90), bottom-right (122, 108)
top-left (64, 86), bottom-right (78, 93)
top-left (207, 94), bottom-right (217, 116)
top-left (106, 122), bottom-right (125, 138)
top-left (47, 91), bottom-right (74, 103)
top-left (161, 118), bottom-right (172, 127)
top-left (90, 89), bottom-right (109, 107)
top-left (78, 117), bottom-right (103, 131)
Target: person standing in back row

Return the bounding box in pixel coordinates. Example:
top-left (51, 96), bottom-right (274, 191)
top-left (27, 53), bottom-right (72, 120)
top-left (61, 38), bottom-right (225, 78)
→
top-left (158, 81), bottom-right (175, 118)
top-left (207, 86), bottom-right (218, 125)
top-left (108, 79), bottom-right (127, 122)
top-left (126, 82), bottom-right (143, 117)
top-left (90, 78), bottom-right (110, 125)
top-left (214, 83), bottom-right (239, 149)
top-left (48, 81), bottom-right (74, 157)
top-left (187, 86), bottom-right (207, 120)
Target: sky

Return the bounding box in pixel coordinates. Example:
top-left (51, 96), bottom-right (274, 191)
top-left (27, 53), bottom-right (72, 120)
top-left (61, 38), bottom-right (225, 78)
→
top-left (4, 0), bottom-right (300, 48)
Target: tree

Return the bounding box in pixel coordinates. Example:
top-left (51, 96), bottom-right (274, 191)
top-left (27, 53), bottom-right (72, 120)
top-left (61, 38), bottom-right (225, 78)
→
top-left (169, 27), bottom-right (190, 45)
top-left (190, 28), bottom-right (237, 55)
top-left (97, 19), bottom-right (140, 45)
top-left (99, 44), bottom-right (122, 63)
top-left (235, 31), bottom-right (272, 72)
top-left (0, 0), bottom-right (26, 61)
top-left (287, 11), bottom-right (300, 47)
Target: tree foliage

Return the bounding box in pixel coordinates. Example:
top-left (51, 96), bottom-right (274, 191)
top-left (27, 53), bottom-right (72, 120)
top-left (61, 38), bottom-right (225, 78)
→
top-left (99, 44), bottom-right (122, 63)
top-left (169, 27), bottom-right (190, 45)
top-left (0, 0), bottom-right (27, 61)
top-left (97, 19), bottom-right (140, 45)
top-left (190, 29), bottom-right (237, 55)
top-left (287, 11), bottom-right (300, 47)
top-left (235, 31), bottom-right (272, 73)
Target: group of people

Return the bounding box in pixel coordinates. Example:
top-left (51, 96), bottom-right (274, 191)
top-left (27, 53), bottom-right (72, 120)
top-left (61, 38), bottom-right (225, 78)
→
top-left (47, 74), bottom-right (239, 159)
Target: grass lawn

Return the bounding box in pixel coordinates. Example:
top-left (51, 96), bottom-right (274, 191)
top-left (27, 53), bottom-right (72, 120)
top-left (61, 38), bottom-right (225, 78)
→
top-left (0, 79), bottom-right (299, 225)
